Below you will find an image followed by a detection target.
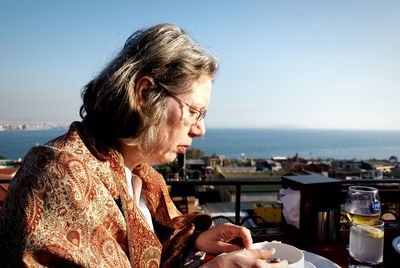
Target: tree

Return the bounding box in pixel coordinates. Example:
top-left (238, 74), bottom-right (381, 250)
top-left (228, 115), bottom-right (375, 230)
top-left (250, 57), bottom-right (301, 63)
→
top-left (154, 160), bottom-right (180, 179)
top-left (185, 148), bottom-right (204, 159)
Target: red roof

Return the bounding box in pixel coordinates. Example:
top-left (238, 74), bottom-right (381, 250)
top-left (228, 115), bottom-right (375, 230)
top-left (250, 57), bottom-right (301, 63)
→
top-left (0, 168), bottom-right (17, 179)
top-left (0, 168), bottom-right (16, 204)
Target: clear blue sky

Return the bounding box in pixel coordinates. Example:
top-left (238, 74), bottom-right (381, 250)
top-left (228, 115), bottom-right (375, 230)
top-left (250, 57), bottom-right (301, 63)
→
top-left (1, 0), bottom-right (399, 130)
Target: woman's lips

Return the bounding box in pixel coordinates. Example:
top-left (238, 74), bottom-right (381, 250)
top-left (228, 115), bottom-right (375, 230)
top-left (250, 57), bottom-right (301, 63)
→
top-left (177, 145), bottom-right (190, 154)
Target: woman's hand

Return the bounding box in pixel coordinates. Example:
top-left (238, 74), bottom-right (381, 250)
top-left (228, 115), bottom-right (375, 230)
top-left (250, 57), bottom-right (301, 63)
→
top-left (201, 248), bottom-right (276, 268)
top-left (194, 223), bottom-right (253, 255)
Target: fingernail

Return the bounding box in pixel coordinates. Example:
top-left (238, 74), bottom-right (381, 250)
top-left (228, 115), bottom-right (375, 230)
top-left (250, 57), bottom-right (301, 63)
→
top-left (268, 248), bottom-right (276, 255)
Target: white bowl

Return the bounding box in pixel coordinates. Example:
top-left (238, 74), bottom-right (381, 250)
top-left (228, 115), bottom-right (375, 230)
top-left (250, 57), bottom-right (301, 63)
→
top-left (251, 241), bottom-right (304, 268)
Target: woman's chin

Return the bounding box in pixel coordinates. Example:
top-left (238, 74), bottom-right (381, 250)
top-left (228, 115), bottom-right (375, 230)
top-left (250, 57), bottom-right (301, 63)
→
top-left (157, 153), bottom-right (178, 164)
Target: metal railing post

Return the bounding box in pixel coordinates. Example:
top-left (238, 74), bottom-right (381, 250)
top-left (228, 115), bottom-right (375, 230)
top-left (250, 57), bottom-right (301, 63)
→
top-left (235, 184), bottom-right (241, 225)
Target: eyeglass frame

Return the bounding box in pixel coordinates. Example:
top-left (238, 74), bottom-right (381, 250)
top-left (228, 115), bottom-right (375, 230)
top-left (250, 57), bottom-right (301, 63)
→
top-left (154, 82), bottom-right (207, 123)
top-left (168, 93), bottom-right (207, 123)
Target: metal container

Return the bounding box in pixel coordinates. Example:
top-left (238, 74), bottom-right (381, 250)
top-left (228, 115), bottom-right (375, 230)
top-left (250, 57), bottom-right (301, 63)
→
top-left (316, 208), bottom-right (339, 244)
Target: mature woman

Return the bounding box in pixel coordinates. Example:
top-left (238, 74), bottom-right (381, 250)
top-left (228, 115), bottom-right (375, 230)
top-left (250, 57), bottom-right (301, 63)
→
top-left (0, 23), bottom-right (275, 267)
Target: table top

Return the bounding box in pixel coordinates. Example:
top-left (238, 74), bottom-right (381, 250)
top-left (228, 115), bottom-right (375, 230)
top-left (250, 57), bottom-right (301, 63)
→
top-left (251, 221), bottom-right (400, 268)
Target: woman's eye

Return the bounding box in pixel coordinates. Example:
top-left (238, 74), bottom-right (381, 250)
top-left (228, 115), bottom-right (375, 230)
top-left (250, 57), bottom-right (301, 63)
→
top-left (189, 109), bottom-right (198, 115)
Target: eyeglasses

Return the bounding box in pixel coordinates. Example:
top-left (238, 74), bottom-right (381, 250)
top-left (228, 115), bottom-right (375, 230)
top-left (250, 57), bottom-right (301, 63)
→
top-left (169, 94), bottom-right (207, 123)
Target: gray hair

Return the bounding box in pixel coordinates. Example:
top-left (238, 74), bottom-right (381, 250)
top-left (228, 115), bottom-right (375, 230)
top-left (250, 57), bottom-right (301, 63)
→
top-left (80, 23), bottom-right (218, 155)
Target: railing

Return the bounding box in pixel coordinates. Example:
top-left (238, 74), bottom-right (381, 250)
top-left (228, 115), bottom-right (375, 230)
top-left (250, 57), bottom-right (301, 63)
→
top-left (167, 179), bottom-right (282, 224)
top-left (166, 178), bottom-right (400, 225)
top-left (2, 177), bottom-right (400, 224)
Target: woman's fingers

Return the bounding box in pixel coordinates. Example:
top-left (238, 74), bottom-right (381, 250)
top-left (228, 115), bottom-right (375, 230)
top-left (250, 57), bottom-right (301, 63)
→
top-left (216, 240), bottom-right (242, 253)
top-left (237, 226), bottom-right (253, 248)
top-left (218, 223), bottom-right (253, 249)
top-left (201, 247), bottom-right (277, 268)
top-left (246, 248), bottom-right (276, 260)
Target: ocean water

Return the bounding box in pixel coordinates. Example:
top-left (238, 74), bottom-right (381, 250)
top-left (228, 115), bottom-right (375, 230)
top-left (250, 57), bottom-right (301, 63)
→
top-left (0, 129), bottom-right (67, 160)
top-left (0, 128), bottom-right (400, 160)
top-left (192, 128), bottom-right (400, 160)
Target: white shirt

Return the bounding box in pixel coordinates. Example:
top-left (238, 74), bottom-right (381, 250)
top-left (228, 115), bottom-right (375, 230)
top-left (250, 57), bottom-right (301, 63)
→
top-left (124, 167), bottom-right (154, 232)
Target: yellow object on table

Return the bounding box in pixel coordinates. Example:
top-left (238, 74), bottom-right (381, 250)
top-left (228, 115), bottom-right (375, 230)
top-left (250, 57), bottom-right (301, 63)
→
top-left (253, 202), bottom-right (282, 224)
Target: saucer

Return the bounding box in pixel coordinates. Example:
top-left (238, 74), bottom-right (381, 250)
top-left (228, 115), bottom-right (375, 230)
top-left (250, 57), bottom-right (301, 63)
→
top-left (304, 260), bottom-right (316, 268)
top-left (392, 235), bottom-right (400, 254)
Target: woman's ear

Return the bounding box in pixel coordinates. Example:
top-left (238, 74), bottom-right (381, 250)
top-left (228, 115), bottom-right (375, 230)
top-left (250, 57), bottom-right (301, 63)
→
top-left (134, 76), bottom-right (155, 106)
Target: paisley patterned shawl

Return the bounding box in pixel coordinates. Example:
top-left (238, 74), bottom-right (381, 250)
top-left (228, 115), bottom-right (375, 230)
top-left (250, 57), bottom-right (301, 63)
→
top-left (0, 122), bottom-right (211, 267)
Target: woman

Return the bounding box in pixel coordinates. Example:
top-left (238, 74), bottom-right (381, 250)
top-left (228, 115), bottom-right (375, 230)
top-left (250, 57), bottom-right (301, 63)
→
top-left (0, 23), bottom-right (275, 267)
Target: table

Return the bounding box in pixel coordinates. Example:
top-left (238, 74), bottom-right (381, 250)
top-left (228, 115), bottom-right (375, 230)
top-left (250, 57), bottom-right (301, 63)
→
top-left (251, 221), bottom-right (400, 268)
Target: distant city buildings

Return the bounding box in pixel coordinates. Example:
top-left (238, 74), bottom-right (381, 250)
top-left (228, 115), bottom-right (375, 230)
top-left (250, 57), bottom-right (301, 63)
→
top-left (0, 121), bottom-right (70, 131)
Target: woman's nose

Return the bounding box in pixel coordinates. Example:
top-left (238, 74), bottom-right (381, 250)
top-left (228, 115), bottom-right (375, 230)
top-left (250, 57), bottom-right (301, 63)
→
top-left (189, 119), bottom-right (206, 137)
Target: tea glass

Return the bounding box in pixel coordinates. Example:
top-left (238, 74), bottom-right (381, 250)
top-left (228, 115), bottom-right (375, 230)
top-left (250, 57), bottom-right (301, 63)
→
top-left (349, 219), bottom-right (384, 265)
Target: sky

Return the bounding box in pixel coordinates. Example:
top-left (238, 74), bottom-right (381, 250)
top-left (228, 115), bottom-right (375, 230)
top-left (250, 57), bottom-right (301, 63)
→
top-left (0, 0), bottom-right (399, 130)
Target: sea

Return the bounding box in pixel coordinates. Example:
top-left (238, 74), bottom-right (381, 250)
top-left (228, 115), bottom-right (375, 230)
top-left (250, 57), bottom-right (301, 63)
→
top-left (0, 128), bottom-right (400, 161)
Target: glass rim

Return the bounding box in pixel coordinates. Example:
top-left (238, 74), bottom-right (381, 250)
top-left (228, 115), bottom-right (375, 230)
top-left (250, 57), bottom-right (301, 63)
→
top-left (348, 185), bottom-right (378, 193)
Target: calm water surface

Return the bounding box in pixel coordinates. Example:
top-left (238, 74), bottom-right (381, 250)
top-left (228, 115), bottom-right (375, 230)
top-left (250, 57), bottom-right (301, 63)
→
top-left (1, 128), bottom-right (400, 160)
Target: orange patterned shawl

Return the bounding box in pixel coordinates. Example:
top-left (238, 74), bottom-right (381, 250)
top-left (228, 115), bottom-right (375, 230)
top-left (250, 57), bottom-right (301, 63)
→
top-left (0, 122), bottom-right (211, 267)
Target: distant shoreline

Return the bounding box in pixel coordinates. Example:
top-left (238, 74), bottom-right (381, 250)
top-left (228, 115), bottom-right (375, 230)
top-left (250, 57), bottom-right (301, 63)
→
top-left (1, 128), bottom-right (400, 161)
top-left (0, 128), bottom-right (68, 132)
top-left (0, 121), bottom-right (71, 131)
top-left (1, 121), bottom-right (400, 132)
top-left (205, 127), bottom-right (400, 132)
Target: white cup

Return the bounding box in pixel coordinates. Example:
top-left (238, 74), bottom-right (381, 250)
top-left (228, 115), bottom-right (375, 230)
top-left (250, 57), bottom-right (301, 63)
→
top-left (251, 241), bottom-right (304, 268)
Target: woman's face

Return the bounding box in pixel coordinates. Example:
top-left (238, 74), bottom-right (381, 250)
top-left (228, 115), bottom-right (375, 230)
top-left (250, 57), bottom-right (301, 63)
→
top-left (150, 74), bottom-right (213, 164)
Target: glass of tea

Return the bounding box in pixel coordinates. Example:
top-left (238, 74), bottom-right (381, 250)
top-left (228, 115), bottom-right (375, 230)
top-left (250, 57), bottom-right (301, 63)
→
top-left (349, 219), bottom-right (384, 265)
